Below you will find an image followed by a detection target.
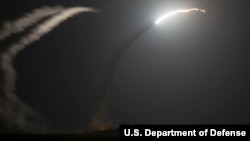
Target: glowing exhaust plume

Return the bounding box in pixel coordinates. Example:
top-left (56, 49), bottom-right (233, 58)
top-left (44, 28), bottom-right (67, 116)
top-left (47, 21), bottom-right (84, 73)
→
top-left (0, 6), bottom-right (65, 40)
top-left (0, 6), bottom-right (96, 132)
top-left (155, 8), bottom-right (206, 25)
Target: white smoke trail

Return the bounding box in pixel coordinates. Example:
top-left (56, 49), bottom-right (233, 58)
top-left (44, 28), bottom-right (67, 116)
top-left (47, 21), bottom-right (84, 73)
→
top-left (0, 6), bottom-right (66, 40)
top-left (5, 7), bottom-right (96, 58)
top-left (0, 6), bottom-right (96, 132)
top-left (155, 8), bottom-right (206, 24)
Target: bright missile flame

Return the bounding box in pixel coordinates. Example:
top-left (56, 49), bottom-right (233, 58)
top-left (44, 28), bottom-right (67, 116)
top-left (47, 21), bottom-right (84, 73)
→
top-left (155, 8), bottom-right (206, 25)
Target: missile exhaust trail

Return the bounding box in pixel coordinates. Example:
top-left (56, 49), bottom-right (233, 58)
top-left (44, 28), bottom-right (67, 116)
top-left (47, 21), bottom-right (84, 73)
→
top-left (92, 7), bottom-right (205, 130)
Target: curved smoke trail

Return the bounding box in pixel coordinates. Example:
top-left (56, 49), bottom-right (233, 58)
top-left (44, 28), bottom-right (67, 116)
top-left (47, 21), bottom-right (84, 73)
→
top-left (0, 6), bottom-right (96, 132)
top-left (0, 6), bottom-right (65, 40)
top-left (90, 24), bottom-right (153, 130)
top-left (4, 7), bottom-right (96, 58)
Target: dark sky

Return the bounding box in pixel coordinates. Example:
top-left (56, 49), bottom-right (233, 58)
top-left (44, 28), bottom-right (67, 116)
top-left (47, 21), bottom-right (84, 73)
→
top-left (0, 0), bottom-right (250, 132)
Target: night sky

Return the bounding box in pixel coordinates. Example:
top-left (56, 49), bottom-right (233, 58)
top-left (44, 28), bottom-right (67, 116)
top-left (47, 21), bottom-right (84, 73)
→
top-left (0, 0), bottom-right (250, 133)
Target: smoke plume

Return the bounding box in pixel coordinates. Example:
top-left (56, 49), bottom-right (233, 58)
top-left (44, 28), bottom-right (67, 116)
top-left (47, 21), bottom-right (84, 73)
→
top-left (0, 6), bottom-right (96, 132)
top-left (0, 6), bottom-right (65, 40)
